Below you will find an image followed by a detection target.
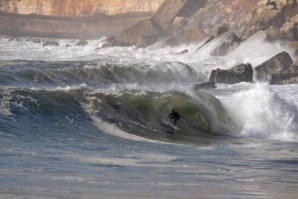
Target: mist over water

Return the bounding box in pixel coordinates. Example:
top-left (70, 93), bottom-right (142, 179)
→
top-left (0, 37), bottom-right (298, 199)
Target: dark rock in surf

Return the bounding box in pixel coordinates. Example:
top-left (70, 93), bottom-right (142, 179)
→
top-left (193, 82), bottom-right (216, 90)
top-left (119, 19), bottom-right (167, 46)
top-left (31, 38), bottom-right (42, 43)
top-left (100, 40), bottom-right (130, 48)
top-left (270, 60), bottom-right (298, 84)
top-left (43, 41), bottom-right (60, 47)
top-left (76, 39), bottom-right (88, 46)
top-left (255, 51), bottom-right (293, 82)
top-left (208, 63), bottom-right (253, 84)
top-left (179, 49), bottom-right (189, 54)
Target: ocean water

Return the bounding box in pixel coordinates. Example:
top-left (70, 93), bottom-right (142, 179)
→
top-left (0, 37), bottom-right (297, 199)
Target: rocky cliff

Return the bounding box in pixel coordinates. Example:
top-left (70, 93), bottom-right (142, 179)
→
top-left (0, 0), bottom-right (163, 16)
top-left (0, 0), bottom-right (163, 38)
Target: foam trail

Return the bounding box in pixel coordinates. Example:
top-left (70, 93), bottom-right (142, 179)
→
top-left (221, 83), bottom-right (298, 141)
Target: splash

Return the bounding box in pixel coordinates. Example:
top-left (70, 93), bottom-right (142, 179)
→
top-left (221, 83), bottom-right (298, 141)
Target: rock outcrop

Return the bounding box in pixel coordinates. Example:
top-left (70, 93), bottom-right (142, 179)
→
top-left (271, 60), bottom-right (298, 84)
top-left (255, 51), bottom-right (293, 82)
top-left (209, 63), bottom-right (253, 84)
top-left (119, 19), bottom-right (167, 46)
top-left (193, 82), bottom-right (216, 90)
top-left (0, 0), bottom-right (162, 16)
top-left (152, 0), bottom-right (208, 30)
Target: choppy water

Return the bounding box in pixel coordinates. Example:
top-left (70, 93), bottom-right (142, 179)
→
top-left (0, 37), bottom-right (297, 199)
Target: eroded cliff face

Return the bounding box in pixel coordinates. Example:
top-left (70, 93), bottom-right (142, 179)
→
top-left (0, 0), bottom-right (163, 16)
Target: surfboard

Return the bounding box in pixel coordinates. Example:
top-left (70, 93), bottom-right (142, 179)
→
top-left (161, 119), bottom-right (180, 133)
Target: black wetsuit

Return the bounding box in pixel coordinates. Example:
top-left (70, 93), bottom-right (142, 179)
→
top-left (168, 111), bottom-right (181, 125)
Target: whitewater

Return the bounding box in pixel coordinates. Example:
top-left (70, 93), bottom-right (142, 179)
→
top-left (0, 36), bottom-right (297, 199)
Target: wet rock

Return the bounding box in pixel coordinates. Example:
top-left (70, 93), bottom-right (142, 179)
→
top-left (271, 60), bottom-right (298, 84)
top-left (208, 63), bottom-right (253, 84)
top-left (31, 38), bottom-right (42, 43)
top-left (211, 31), bottom-right (240, 56)
top-left (179, 49), bottom-right (189, 54)
top-left (255, 51), bottom-right (293, 82)
top-left (120, 19), bottom-right (167, 46)
top-left (193, 82), bottom-right (216, 90)
top-left (100, 40), bottom-right (130, 48)
top-left (76, 39), bottom-right (88, 46)
top-left (43, 41), bottom-right (60, 47)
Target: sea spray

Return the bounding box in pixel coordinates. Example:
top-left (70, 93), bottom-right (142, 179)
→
top-left (221, 83), bottom-right (298, 141)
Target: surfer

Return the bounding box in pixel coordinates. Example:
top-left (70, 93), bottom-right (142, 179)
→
top-left (168, 109), bottom-right (181, 125)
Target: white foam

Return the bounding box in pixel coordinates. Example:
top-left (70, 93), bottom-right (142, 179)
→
top-left (221, 83), bottom-right (298, 141)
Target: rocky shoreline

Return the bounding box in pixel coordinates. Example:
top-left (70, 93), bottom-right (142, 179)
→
top-left (101, 0), bottom-right (298, 85)
top-left (2, 0), bottom-right (298, 85)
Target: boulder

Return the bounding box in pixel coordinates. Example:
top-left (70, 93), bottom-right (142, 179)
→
top-left (119, 19), bottom-right (167, 46)
top-left (179, 49), bottom-right (189, 54)
top-left (100, 40), bottom-right (130, 48)
top-left (31, 38), bottom-right (42, 43)
top-left (265, 26), bottom-right (286, 41)
top-left (184, 26), bottom-right (206, 44)
top-left (103, 36), bottom-right (116, 43)
top-left (193, 82), bottom-right (216, 90)
top-left (213, 24), bottom-right (229, 38)
top-left (152, 0), bottom-right (188, 28)
top-left (281, 14), bottom-right (298, 40)
top-left (271, 60), bottom-right (298, 84)
top-left (152, 0), bottom-right (207, 29)
top-left (43, 41), bottom-right (60, 47)
top-left (208, 63), bottom-right (253, 84)
top-left (211, 31), bottom-right (240, 56)
top-left (136, 36), bottom-right (157, 48)
top-left (280, 0), bottom-right (298, 19)
top-left (242, 9), bottom-right (286, 38)
top-left (255, 51), bottom-right (293, 82)
top-left (76, 39), bottom-right (88, 46)
top-left (188, 9), bottom-right (204, 29)
top-left (247, 9), bottom-right (286, 29)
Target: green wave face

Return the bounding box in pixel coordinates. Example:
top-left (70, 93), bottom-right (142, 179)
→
top-left (86, 90), bottom-right (240, 144)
